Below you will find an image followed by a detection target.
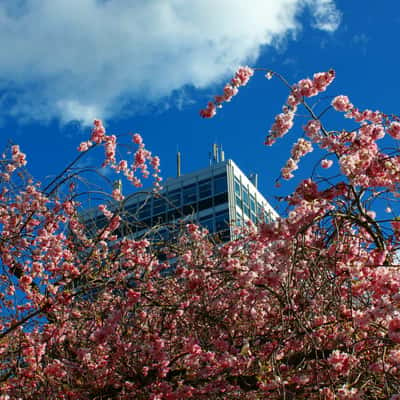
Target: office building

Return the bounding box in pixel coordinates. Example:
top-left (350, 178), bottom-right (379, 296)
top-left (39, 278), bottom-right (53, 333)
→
top-left (84, 147), bottom-right (278, 242)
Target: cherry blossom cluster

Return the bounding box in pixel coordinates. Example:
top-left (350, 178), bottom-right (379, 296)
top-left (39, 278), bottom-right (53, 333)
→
top-left (332, 94), bottom-right (386, 127)
top-left (199, 66), bottom-right (254, 118)
top-left (0, 144), bottom-right (28, 181)
top-left (11, 144), bottom-right (27, 167)
top-left (265, 70), bottom-right (335, 146)
top-left (281, 138), bottom-right (313, 180)
top-left (5, 69), bottom-right (400, 399)
top-left (78, 120), bottom-right (162, 194)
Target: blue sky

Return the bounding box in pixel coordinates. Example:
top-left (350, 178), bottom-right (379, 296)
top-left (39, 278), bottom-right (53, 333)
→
top-left (1, 0), bottom-right (399, 214)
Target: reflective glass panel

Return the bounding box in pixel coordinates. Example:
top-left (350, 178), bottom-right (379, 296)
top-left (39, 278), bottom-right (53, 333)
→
top-left (214, 174), bottom-right (227, 195)
top-left (183, 184), bottom-right (197, 204)
top-left (199, 179), bottom-right (212, 199)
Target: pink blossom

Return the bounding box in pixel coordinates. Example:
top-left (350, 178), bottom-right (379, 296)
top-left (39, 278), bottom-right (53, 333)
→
top-left (327, 350), bottom-right (354, 374)
top-left (281, 158), bottom-right (298, 180)
top-left (200, 66), bottom-right (253, 117)
top-left (290, 138), bottom-right (313, 160)
top-left (265, 71), bottom-right (273, 80)
top-left (19, 275), bottom-right (32, 289)
top-left (151, 156), bottom-right (160, 170)
top-left (332, 93), bottom-right (352, 112)
top-left (77, 140), bottom-right (92, 152)
top-left (389, 318), bottom-right (400, 343)
top-left (321, 159), bottom-right (333, 168)
top-left (223, 84), bottom-right (239, 102)
top-left (44, 360), bottom-right (67, 378)
top-left (269, 111), bottom-right (295, 140)
top-left (297, 78), bottom-right (318, 97)
top-left (312, 69), bottom-right (335, 92)
top-left (11, 145), bottom-right (27, 167)
top-left (303, 120), bottom-right (321, 140)
top-left (200, 102), bottom-right (217, 118)
top-left (127, 289), bottom-right (141, 304)
top-left (132, 133), bottom-right (143, 144)
top-left (294, 70), bottom-right (335, 98)
top-left (388, 122), bottom-right (400, 139)
top-left (90, 119), bottom-right (106, 143)
top-left (112, 188), bottom-right (124, 201)
top-left (234, 66), bottom-right (254, 86)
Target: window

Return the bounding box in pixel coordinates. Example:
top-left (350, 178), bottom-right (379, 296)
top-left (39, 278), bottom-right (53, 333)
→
top-left (157, 227), bottom-right (171, 241)
top-left (257, 203), bottom-right (264, 218)
top-left (153, 214), bottom-right (166, 225)
top-left (199, 216), bottom-right (214, 233)
top-left (199, 197), bottom-right (213, 211)
top-left (250, 195), bottom-right (256, 214)
top-left (183, 184), bottom-right (197, 205)
top-left (138, 203), bottom-right (151, 219)
top-left (153, 198), bottom-right (166, 215)
top-left (199, 179), bottom-right (212, 199)
top-left (214, 174), bottom-right (227, 195)
top-left (183, 204), bottom-right (197, 215)
top-left (140, 218), bottom-right (152, 228)
top-left (168, 190), bottom-right (181, 209)
top-left (167, 209), bottom-right (181, 222)
top-left (235, 195), bottom-right (242, 209)
top-left (215, 211), bottom-right (229, 232)
top-left (265, 210), bottom-right (273, 223)
top-left (214, 192), bottom-right (228, 207)
top-left (234, 177), bottom-right (241, 196)
top-left (125, 203), bottom-right (138, 214)
top-left (242, 186), bottom-right (249, 206)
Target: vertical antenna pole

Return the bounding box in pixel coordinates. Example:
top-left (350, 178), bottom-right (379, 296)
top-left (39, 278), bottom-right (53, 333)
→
top-left (177, 151), bottom-right (181, 177)
top-left (220, 145), bottom-right (225, 162)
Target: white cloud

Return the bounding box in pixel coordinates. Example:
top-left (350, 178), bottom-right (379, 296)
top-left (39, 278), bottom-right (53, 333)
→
top-left (56, 99), bottom-right (102, 126)
top-left (307, 0), bottom-right (341, 32)
top-left (0, 0), bottom-right (341, 125)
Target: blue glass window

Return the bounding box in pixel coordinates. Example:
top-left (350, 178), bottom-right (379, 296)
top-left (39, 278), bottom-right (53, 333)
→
top-left (138, 202), bottom-right (151, 219)
top-left (234, 178), bottom-right (241, 196)
top-left (199, 179), bottom-right (212, 199)
top-left (168, 190), bottom-right (181, 209)
top-left (256, 203), bottom-right (263, 217)
top-left (183, 184), bottom-right (197, 205)
top-left (215, 211), bottom-right (229, 232)
top-left (214, 174), bottom-right (227, 195)
top-left (242, 186), bottom-right (249, 206)
top-left (199, 216), bottom-right (214, 233)
top-left (235, 195), bottom-right (241, 209)
top-left (250, 195), bottom-right (256, 213)
top-left (153, 198), bottom-right (166, 215)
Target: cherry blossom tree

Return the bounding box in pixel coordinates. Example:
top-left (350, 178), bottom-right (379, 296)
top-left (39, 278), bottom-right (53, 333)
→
top-left (2, 68), bottom-right (400, 399)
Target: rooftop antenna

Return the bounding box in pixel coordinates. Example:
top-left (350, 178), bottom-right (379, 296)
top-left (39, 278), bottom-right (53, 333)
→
top-left (176, 151), bottom-right (181, 177)
top-left (220, 145), bottom-right (225, 162)
top-left (213, 143), bottom-right (219, 163)
top-left (254, 173), bottom-right (258, 189)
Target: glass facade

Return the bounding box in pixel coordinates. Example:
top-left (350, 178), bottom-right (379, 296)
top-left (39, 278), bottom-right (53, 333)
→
top-left (102, 172), bottom-right (230, 238)
top-left (87, 159), bottom-right (277, 242)
top-left (233, 176), bottom-right (275, 226)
